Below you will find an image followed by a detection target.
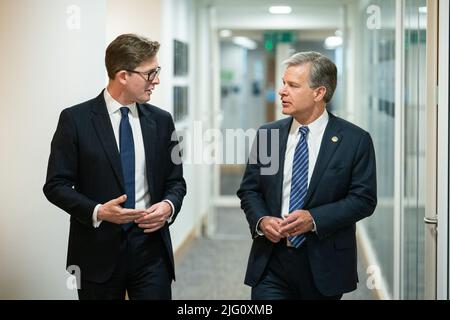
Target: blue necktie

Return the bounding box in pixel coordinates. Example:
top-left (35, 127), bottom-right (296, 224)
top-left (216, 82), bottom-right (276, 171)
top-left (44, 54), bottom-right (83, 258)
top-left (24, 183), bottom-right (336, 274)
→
top-left (119, 107), bottom-right (135, 231)
top-left (288, 126), bottom-right (309, 248)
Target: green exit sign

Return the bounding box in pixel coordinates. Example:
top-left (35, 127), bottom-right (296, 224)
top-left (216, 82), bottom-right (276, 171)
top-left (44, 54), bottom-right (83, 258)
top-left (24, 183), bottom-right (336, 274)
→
top-left (264, 31), bottom-right (295, 51)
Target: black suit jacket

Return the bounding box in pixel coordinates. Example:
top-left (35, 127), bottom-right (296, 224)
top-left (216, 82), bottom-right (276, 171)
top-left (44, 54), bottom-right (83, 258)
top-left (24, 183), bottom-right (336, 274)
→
top-left (43, 91), bottom-right (186, 283)
top-left (237, 113), bottom-right (377, 296)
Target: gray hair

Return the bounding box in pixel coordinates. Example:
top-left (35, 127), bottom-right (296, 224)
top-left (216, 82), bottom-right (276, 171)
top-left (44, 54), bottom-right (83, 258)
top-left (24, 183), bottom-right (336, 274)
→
top-left (283, 51), bottom-right (337, 103)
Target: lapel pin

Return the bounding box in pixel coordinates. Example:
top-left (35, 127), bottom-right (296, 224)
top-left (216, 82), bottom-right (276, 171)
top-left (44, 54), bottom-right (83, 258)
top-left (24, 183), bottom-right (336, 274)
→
top-left (332, 136), bottom-right (339, 143)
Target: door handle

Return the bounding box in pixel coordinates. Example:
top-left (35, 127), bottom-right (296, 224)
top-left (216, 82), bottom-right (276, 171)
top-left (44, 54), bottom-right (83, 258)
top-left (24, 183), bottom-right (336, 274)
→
top-left (424, 216), bottom-right (438, 225)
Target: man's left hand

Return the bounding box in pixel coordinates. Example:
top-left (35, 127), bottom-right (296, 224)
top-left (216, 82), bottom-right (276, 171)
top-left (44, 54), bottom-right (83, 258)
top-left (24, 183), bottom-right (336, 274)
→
top-left (279, 210), bottom-right (314, 237)
top-left (135, 201), bottom-right (172, 233)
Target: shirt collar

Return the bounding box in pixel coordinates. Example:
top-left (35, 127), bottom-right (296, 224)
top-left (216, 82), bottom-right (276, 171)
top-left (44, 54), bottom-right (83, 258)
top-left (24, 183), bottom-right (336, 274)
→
top-left (290, 109), bottom-right (329, 136)
top-left (103, 88), bottom-right (138, 117)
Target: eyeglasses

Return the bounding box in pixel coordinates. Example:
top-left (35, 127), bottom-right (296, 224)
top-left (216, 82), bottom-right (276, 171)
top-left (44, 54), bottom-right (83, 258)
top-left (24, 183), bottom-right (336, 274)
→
top-left (126, 66), bottom-right (161, 82)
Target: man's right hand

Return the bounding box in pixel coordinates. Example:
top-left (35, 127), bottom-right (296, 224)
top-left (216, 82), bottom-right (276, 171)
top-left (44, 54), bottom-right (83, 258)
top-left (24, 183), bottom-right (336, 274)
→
top-left (259, 216), bottom-right (285, 243)
top-left (97, 195), bottom-right (146, 225)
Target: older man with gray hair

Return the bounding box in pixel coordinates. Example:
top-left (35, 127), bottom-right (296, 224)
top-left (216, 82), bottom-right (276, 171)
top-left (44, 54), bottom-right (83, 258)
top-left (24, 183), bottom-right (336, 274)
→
top-left (238, 51), bottom-right (377, 300)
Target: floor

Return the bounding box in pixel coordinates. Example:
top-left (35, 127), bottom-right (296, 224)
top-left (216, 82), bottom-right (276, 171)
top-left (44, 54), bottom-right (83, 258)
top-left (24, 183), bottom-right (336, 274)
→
top-left (172, 207), bottom-right (376, 300)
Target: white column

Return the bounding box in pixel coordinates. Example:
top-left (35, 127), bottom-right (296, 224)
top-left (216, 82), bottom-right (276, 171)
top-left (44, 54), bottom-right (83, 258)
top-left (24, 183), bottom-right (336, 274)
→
top-left (0, 0), bottom-right (106, 299)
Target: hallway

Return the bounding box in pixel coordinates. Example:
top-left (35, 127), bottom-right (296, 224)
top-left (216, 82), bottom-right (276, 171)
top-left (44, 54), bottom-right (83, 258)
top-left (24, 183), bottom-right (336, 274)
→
top-left (0, 0), bottom-right (448, 301)
top-left (173, 207), bottom-right (375, 300)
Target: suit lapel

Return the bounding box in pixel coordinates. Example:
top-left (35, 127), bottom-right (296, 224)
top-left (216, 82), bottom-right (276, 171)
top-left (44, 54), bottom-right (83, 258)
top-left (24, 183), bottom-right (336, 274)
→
top-left (274, 117), bottom-right (293, 215)
top-left (137, 104), bottom-right (157, 199)
top-left (304, 113), bottom-right (342, 206)
top-left (91, 92), bottom-right (124, 188)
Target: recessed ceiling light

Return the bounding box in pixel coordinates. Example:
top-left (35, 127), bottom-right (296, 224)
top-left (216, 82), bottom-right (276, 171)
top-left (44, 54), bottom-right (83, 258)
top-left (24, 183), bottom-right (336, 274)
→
top-left (419, 6), bottom-right (427, 14)
top-left (324, 36), bottom-right (343, 49)
top-left (220, 29), bottom-right (233, 38)
top-left (269, 6), bottom-right (292, 14)
top-left (233, 36), bottom-right (258, 50)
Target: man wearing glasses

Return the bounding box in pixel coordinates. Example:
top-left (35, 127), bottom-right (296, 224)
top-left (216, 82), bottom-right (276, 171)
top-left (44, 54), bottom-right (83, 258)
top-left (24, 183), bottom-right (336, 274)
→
top-left (43, 34), bottom-right (186, 300)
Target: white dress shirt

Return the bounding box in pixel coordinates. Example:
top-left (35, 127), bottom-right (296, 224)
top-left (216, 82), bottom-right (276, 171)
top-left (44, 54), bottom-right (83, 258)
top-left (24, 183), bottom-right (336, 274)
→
top-left (92, 89), bottom-right (173, 227)
top-left (280, 110), bottom-right (329, 218)
top-left (256, 109), bottom-right (329, 235)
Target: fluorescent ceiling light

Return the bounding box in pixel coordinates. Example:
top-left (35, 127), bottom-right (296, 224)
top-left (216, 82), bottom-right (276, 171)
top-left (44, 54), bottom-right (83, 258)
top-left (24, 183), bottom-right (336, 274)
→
top-left (419, 6), bottom-right (427, 14)
top-left (324, 36), bottom-right (343, 49)
top-left (269, 6), bottom-right (292, 14)
top-left (232, 36), bottom-right (257, 50)
top-left (220, 29), bottom-right (232, 38)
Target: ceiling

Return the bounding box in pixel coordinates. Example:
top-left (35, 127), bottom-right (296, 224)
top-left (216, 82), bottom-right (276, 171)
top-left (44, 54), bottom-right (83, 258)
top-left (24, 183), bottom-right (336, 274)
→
top-left (208, 0), bottom-right (356, 30)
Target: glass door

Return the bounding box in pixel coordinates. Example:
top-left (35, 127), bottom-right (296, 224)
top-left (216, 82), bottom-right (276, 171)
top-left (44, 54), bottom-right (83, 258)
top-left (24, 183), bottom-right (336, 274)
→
top-left (401, 0), bottom-right (428, 299)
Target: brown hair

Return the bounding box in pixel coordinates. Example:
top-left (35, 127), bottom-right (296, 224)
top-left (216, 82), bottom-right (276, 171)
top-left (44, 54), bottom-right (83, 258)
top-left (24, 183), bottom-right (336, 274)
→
top-left (105, 34), bottom-right (160, 80)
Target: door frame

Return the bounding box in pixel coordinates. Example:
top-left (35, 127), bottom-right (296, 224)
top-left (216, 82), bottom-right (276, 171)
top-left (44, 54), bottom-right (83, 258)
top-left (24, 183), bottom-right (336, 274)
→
top-left (437, 0), bottom-right (449, 300)
top-left (424, 0), bottom-right (439, 300)
top-left (393, 0), bottom-right (405, 300)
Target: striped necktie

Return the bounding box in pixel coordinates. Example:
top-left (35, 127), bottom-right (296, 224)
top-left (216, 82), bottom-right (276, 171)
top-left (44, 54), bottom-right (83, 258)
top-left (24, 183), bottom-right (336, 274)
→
top-left (288, 126), bottom-right (309, 248)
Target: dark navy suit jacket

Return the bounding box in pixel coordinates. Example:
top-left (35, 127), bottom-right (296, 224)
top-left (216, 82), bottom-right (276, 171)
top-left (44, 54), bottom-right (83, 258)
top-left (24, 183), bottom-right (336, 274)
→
top-left (43, 91), bottom-right (186, 283)
top-left (237, 113), bottom-right (377, 296)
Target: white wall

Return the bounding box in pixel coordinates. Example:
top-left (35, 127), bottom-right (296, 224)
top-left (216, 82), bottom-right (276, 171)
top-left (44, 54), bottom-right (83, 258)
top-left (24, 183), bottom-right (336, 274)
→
top-left (160, 0), bottom-right (208, 250)
top-left (106, 0), bottom-right (163, 106)
top-left (0, 0), bottom-right (106, 299)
